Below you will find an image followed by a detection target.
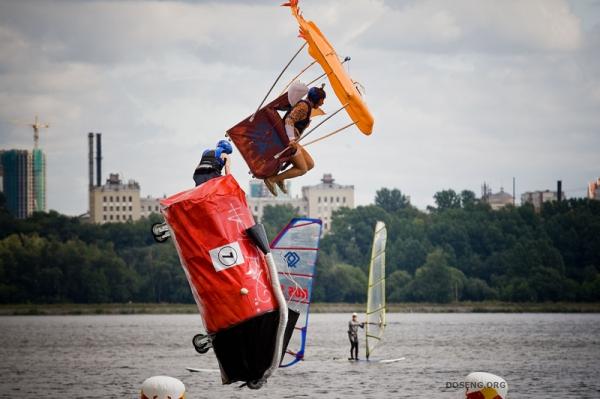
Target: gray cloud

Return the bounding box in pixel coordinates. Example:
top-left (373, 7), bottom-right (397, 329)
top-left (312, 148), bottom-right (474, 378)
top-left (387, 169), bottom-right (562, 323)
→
top-left (365, 0), bottom-right (583, 53)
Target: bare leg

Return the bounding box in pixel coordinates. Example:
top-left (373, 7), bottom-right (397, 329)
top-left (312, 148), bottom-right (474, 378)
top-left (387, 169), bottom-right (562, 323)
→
top-left (303, 146), bottom-right (314, 171)
top-left (270, 146), bottom-right (313, 184)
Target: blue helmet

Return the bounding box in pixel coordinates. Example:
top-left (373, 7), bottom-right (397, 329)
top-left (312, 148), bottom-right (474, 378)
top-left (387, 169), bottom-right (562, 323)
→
top-left (216, 139), bottom-right (233, 154)
top-left (307, 86), bottom-right (326, 104)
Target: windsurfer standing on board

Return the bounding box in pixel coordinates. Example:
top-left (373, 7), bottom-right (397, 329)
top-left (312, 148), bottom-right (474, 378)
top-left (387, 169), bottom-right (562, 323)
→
top-left (263, 85), bottom-right (326, 196)
top-left (193, 140), bottom-right (233, 186)
top-left (348, 312), bottom-right (364, 360)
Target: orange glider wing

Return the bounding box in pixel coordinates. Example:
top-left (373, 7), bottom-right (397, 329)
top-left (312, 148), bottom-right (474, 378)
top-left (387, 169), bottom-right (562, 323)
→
top-left (284, 0), bottom-right (374, 135)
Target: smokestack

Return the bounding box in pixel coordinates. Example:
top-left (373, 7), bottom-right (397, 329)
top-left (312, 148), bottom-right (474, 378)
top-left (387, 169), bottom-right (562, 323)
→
top-left (513, 177), bottom-right (515, 206)
top-left (557, 180), bottom-right (562, 202)
top-left (88, 133), bottom-right (94, 189)
top-left (96, 133), bottom-right (102, 187)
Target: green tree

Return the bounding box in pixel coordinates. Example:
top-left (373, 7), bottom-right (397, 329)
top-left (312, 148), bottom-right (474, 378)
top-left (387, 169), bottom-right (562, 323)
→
top-left (581, 274), bottom-right (600, 301)
top-left (391, 238), bottom-right (427, 274)
top-left (498, 278), bottom-right (538, 302)
top-left (261, 204), bottom-right (300, 239)
top-left (375, 188), bottom-right (410, 213)
top-left (404, 249), bottom-right (454, 303)
top-left (432, 189), bottom-right (461, 211)
top-left (463, 278), bottom-right (497, 301)
top-left (387, 270), bottom-right (412, 302)
top-left (460, 190), bottom-right (477, 208)
top-left (324, 205), bottom-right (389, 271)
top-left (318, 263), bottom-right (367, 302)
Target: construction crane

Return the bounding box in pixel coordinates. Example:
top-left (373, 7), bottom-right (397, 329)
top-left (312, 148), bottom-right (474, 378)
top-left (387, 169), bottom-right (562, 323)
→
top-left (29, 115), bottom-right (49, 149)
top-left (12, 115), bottom-right (50, 149)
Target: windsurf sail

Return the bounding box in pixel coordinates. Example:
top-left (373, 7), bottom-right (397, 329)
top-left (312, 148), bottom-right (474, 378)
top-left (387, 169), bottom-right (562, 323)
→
top-left (365, 221), bottom-right (386, 360)
top-left (271, 218), bottom-right (322, 367)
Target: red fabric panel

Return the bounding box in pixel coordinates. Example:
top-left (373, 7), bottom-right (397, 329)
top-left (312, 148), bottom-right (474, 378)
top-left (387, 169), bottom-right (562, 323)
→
top-left (161, 175), bottom-right (276, 333)
top-left (227, 93), bottom-right (295, 179)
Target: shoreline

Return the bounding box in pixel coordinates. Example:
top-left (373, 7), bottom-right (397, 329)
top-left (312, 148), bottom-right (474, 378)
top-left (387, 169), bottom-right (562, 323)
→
top-left (1, 301), bottom-right (600, 315)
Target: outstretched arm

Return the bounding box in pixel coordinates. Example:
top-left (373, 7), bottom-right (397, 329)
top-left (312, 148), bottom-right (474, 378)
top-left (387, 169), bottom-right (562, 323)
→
top-left (222, 154), bottom-right (231, 175)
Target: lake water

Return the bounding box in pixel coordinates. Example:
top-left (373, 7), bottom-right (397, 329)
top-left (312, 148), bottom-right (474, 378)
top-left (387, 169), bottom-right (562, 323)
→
top-left (1, 313), bottom-right (599, 398)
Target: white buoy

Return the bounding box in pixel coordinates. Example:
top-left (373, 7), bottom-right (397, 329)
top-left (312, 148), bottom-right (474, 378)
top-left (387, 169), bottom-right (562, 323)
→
top-left (140, 376), bottom-right (185, 399)
top-left (464, 372), bottom-right (508, 399)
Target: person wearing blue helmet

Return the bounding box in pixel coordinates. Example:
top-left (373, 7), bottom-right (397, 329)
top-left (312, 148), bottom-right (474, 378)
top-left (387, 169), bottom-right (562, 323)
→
top-left (264, 85), bottom-right (326, 196)
top-left (193, 139), bottom-right (233, 186)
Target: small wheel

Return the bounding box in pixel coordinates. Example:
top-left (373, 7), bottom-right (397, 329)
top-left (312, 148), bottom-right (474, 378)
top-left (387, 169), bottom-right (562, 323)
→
top-left (151, 223), bottom-right (170, 243)
top-left (153, 234), bottom-right (169, 243)
top-left (193, 333), bottom-right (207, 347)
top-left (246, 379), bottom-right (265, 390)
top-left (151, 222), bottom-right (169, 235)
top-left (192, 333), bottom-right (212, 354)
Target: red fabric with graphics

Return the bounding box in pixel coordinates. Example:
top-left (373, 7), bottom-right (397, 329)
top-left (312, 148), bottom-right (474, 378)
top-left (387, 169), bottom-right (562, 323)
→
top-left (161, 175), bottom-right (276, 333)
top-left (227, 93), bottom-right (295, 179)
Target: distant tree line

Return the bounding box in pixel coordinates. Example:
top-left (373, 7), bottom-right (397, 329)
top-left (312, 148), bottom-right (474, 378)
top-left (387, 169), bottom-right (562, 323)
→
top-left (313, 189), bottom-right (600, 303)
top-left (0, 188), bottom-right (598, 304)
top-left (0, 192), bottom-right (189, 304)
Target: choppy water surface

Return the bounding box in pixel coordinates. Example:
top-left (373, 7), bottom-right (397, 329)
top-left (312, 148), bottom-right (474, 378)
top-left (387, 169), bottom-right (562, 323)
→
top-left (1, 313), bottom-right (599, 398)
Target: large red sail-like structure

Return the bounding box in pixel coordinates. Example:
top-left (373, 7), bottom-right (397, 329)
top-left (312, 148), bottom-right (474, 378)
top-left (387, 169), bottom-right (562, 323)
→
top-left (161, 175), bottom-right (277, 332)
top-left (161, 175), bottom-right (290, 386)
top-left (227, 94), bottom-right (295, 179)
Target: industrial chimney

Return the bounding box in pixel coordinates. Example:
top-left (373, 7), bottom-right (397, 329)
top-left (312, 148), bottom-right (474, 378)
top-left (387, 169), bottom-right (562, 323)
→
top-left (96, 133), bottom-right (102, 187)
top-left (88, 133), bottom-right (94, 189)
top-left (557, 180), bottom-right (562, 202)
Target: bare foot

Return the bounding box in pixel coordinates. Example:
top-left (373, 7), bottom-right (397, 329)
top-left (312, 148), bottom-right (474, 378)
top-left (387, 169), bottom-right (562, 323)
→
top-left (276, 180), bottom-right (288, 194)
top-left (264, 178), bottom-right (278, 196)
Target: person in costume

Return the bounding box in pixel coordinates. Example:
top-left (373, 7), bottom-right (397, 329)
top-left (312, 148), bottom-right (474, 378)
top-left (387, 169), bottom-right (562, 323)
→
top-left (263, 85), bottom-right (326, 196)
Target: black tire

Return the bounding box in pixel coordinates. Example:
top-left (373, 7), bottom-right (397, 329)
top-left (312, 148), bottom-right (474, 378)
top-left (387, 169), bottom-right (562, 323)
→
top-left (151, 223), bottom-right (169, 243)
top-left (192, 333), bottom-right (211, 354)
top-left (151, 222), bottom-right (168, 235)
top-left (247, 379), bottom-right (265, 390)
top-left (192, 333), bottom-right (206, 346)
top-left (152, 234), bottom-right (169, 244)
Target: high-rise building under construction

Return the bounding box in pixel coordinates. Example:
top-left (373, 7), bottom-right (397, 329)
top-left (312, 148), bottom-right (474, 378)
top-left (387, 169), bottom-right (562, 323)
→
top-left (0, 115), bottom-right (48, 218)
top-left (31, 148), bottom-right (46, 212)
top-left (0, 149), bottom-right (46, 218)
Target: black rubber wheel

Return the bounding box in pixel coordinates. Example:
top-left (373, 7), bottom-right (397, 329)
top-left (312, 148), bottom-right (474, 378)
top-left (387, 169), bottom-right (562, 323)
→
top-left (247, 379), bottom-right (265, 390)
top-left (153, 234), bottom-right (169, 243)
top-left (152, 222), bottom-right (169, 235)
top-left (192, 333), bottom-right (206, 346)
top-left (192, 333), bottom-right (211, 354)
top-left (151, 223), bottom-right (169, 243)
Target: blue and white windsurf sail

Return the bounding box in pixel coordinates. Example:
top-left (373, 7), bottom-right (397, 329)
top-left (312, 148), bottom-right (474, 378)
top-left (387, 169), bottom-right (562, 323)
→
top-left (270, 218), bottom-right (322, 367)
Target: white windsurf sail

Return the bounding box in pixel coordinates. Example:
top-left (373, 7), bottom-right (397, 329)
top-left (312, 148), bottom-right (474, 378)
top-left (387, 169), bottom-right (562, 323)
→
top-left (271, 218), bottom-right (322, 367)
top-left (365, 221), bottom-right (386, 360)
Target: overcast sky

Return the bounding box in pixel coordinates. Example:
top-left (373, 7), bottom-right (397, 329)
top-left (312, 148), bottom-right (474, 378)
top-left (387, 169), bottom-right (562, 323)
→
top-left (1, 0), bottom-right (599, 215)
